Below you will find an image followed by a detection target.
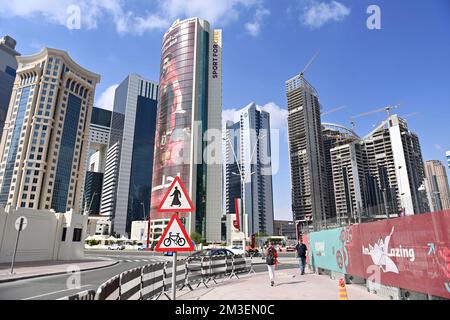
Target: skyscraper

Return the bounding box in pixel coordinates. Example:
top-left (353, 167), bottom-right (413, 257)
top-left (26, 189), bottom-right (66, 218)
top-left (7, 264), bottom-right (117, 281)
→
top-left (286, 74), bottom-right (328, 231)
top-left (99, 74), bottom-right (158, 236)
top-left (82, 107), bottom-right (112, 215)
top-left (224, 103), bottom-right (275, 236)
top-left (322, 123), bottom-right (360, 224)
top-left (0, 48), bottom-right (100, 213)
top-left (424, 160), bottom-right (450, 211)
top-left (447, 151), bottom-right (450, 170)
top-left (362, 115), bottom-right (429, 216)
top-left (150, 18), bottom-right (222, 242)
top-left (0, 36), bottom-right (20, 141)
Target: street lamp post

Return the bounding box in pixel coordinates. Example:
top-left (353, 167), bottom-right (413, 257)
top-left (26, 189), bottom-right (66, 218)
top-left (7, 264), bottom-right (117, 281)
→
top-left (224, 132), bottom-right (266, 244)
top-left (142, 202), bottom-right (151, 251)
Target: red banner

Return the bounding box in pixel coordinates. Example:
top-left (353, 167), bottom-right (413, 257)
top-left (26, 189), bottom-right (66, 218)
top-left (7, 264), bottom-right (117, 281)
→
top-left (309, 210), bottom-right (450, 299)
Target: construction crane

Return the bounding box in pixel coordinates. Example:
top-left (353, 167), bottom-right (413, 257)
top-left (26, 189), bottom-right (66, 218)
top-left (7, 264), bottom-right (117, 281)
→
top-left (321, 106), bottom-right (347, 117)
top-left (300, 50), bottom-right (320, 78)
top-left (350, 104), bottom-right (401, 130)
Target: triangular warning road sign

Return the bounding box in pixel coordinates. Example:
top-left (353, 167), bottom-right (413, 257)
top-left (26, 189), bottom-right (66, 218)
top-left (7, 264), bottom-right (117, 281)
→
top-left (157, 176), bottom-right (195, 213)
top-left (155, 214), bottom-right (195, 252)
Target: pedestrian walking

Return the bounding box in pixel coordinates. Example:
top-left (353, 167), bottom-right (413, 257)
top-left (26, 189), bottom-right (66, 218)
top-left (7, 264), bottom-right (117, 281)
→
top-left (265, 243), bottom-right (278, 287)
top-left (295, 238), bottom-right (308, 275)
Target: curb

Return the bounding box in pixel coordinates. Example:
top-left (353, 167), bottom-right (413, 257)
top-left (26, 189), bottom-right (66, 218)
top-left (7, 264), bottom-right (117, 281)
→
top-left (0, 260), bottom-right (119, 284)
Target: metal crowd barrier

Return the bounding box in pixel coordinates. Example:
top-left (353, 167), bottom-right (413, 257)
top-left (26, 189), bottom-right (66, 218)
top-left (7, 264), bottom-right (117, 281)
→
top-left (57, 289), bottom-right (96, 300)
top-left (62, 255), bottom-right (253, 300)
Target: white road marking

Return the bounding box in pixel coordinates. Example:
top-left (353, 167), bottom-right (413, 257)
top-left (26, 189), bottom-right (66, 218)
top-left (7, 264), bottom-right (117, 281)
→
top-left (22, 285), bottom-right (92, 300)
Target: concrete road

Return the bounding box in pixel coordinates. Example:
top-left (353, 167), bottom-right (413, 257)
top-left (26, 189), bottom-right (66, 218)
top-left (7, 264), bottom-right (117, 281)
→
top-left (0, 249), bottom-right (299, 300)
top-left (0, 250), bottom-right (170, 300)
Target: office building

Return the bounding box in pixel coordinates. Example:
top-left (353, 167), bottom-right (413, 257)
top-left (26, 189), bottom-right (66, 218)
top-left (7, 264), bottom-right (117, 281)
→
top-left (447, 151), bottom-right (450, 170)
top-left (362, 115), bottom-right (428, 216)
top-left (0, 36), bottom-right (20, 141)
top-left (424, 160), bottom-right (450, 211)
top-left (99, 74), bottom-right (158, 237)
top-left (81, 107), bottom-right (111, 215)
top-left (224, 103), bottom-right (274, 236)
top-left (150, 18), bottom-right (223, 243)
top-left (0, 48), bottom-right (100, 213)
top-left (329, 115), bottom-right (429, 220)
top-left (322, 123), bottom-right (360, 223)
top-left (286, 74), bottom-right (328, 231)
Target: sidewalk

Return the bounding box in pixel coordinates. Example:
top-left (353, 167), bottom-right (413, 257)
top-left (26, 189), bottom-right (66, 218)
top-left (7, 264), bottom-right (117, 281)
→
top-left (178, 267), bottom-right (385, 300)
top-left (0, 259), bottom-right (118, 283)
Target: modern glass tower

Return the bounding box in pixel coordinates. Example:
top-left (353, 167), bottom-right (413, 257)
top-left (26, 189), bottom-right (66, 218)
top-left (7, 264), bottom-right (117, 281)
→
top-left (150, 18), bottom-right (222, 242)
top-left (100, 74), bottom-right (158, 236)
top-left (0, 36), bottom-right (20, 142)
top-left (0, 48), bottom-right (100, 213)
top-left (224, 103), bottom-right (274, 236)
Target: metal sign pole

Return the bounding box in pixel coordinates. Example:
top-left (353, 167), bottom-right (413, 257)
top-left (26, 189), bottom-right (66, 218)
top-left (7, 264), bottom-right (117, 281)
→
top-left (171, 212), bottom-right (179, 300)
top-left (10, 219), bottom-right (24, 274)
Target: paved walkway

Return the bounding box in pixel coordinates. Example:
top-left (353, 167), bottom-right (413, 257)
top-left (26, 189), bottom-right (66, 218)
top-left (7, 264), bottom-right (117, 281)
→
top-left (0, 259), bottom-right (117, 283)
top-left (178, 266), bottom-right (384, 300)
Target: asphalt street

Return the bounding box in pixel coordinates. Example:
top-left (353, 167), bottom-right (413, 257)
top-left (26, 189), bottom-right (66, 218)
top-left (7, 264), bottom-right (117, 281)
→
top-left (0, 250), bottom-right (298, 300)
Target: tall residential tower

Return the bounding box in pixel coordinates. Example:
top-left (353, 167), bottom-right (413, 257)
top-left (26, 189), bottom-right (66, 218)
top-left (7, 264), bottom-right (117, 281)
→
top-left (286, 75), bottom-right (328, 231)
top-left (0, 48), bottom-right (100, 213)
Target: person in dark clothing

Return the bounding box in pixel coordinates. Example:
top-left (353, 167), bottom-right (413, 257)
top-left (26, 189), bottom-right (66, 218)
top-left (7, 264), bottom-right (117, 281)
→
top-left (170, 187), bottom-right (182, 207)
top-left (295, 239), bottom-right (308, 275)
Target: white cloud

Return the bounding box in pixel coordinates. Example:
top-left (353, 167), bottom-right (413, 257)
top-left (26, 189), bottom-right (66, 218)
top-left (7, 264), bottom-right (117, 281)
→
top-left (245, 7), bottom-right (270, 36)
top-left (95, 84), bottom-right (118, 111)
top-left (258, 102), bottom-right (288, 130)
top-left (0, 0), bottom-right (268, 35)
top-left (301, 1), bottom-right (350, 29)
top-left (434, 144), bottom-right (443, 151)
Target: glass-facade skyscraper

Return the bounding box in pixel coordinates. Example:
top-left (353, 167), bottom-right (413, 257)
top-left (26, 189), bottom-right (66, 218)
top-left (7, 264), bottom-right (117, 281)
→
top-left (150, 18), bottom-right (222, 242)
top-left (0, 48), bottom-right (100, 213)
top-left (100, 74), bottom-right (158, 236)
top-left (224, 103), bottom-right (275, 236)
top-left (0, 35), bottom-right (20, 142)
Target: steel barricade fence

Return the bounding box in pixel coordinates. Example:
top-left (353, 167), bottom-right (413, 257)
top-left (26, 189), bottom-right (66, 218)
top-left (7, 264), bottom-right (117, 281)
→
top-left (164, 259), bottom-right (187, 293)
top-left (95, 275), bottom-right (120, 300)
top-left (57, 289), bottom-right (96, 300)
top-left (185, 257), bottom-right (206, 287)
top-left (234, 255), bottom-right (248, 274)
top-left (119, 267), bottom-right (142, 300)
top-left (207, 255), bottom-right (227, 283)
top-left (141, 262), bottom-right (165, 300)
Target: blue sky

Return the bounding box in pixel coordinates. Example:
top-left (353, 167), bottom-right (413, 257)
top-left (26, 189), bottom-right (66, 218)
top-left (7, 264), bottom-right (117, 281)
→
top-left (1, 0), bottom-right (449, 220)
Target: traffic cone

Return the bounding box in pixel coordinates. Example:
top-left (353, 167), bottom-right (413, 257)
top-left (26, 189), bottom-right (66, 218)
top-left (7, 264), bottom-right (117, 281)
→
top-left (338, 278), bottom-right (349, 300)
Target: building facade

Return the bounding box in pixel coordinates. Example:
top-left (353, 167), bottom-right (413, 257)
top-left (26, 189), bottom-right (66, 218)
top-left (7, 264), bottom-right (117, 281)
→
top-left (81, 107), bottom-right (111, 215)
top-left (0, 48), bottom-right (100, 213)
top-left (328, 115), bottom-right (429, 220)
top-left (424, 160), bottom-right (450, 211)
top-left (286, 74), bottom-right (328, 231)
top-left (224, 103), bottom-right (274, 236)
top-left (150, 18), bottom-right (222, 243)
top-left (0, 36), bottom-right (20, 142)
top-left (322, 123), bottom-right (360, 224)
top-left (99, 74), bottom-right (158, 237)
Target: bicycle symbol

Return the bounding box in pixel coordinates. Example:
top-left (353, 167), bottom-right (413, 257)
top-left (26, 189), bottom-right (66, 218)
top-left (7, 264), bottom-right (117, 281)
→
top-left (164, 232), bottom-right (186, 247)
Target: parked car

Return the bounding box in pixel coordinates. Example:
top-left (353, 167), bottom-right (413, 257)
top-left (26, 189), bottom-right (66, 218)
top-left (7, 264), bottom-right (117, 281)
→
top-left (188, 248), bottom-right (235, 261)
top-left (108, 244), bottom-right (125, 250)
top-left (286, 245), bottom-right (296, 252)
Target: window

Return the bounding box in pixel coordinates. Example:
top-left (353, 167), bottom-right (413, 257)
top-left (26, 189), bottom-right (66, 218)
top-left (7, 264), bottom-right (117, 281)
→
top-left (72, 228), bottom-right (82, 242)
top-left (61, 228), bottom-right (67, 241)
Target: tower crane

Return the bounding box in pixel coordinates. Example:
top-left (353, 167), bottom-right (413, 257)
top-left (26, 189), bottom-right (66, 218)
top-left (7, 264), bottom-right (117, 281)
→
top-left (349, 104), bottom-right (401, 130)
top-left (300, 50), bottom-right (320, 78)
